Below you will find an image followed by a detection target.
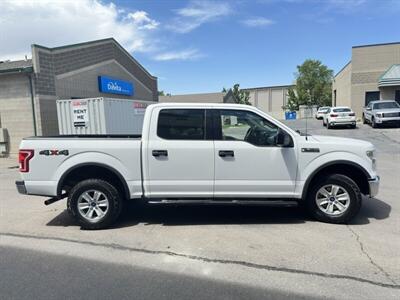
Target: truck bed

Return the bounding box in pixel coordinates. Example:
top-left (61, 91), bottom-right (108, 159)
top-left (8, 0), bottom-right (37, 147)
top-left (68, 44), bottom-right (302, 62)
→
top-left (23, 134), bottom-right (142, 139)
top-left (19, 137), bottom-right (143, 198)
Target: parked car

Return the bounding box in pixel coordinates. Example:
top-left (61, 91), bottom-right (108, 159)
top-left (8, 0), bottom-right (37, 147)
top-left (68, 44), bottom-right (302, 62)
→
top-left (16, 103), bottom-right (379, 229)
top-left (322, 106), bottom-right (356, 129)
top-left (362, 100), bottom-right (400, 128)
top-left (315, 106), bottom-right (330, 119)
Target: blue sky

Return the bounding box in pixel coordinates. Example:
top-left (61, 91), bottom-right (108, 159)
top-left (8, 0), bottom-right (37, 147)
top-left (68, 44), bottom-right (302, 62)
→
top-left (1, 0), bottom-right (399, 94)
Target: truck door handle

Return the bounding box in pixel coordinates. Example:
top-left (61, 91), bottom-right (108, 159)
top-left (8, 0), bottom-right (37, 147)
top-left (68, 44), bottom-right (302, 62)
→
top-left (219, 150), bottom-right (234, 157)
top-left (152, 150), bottom-right (168, 157)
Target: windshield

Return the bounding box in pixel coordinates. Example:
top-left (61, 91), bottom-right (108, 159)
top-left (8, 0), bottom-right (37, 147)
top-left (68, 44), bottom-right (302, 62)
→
top-left (373, 102), bottom-right (400, 110)
top-left (318, 107), bottom-right (329, 112)
top-left (333, 108), bottom-right (351, 113)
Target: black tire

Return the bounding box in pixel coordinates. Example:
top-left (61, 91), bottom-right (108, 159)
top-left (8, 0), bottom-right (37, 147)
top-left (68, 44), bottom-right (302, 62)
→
top-left (306, 174), bottom-right (362, 224)
top-left (67, 179), bottom-right (123, 230)
top-left (371, 117), bottom-right (378, 128)
top-left (362, 114), bottom-right (367, 124)
top-left (351, 124), bottom-right (356, 129)
top-left (323, 120), bottom-right (326, 127)
top-left (327, 122), bottom-right (331, 129)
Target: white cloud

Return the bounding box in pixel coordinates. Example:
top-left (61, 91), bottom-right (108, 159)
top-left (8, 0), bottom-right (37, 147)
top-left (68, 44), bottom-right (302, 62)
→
top-left (168, 1), bottom-right (232, 33)
top-left (0, 0), bottom-right (160, 61)
top-left (241, 17), bottom-right (274, 27)
top-left (127, 11), bottom-right (160, 30)
top-left (153, 49), bottom-right (203, 61)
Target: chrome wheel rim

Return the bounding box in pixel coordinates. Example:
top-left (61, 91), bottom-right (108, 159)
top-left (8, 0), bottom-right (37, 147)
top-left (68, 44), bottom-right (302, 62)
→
top-left (77, 190), bottom-right (109, 223)
top-left (315, 184), bottom-right (350, 216)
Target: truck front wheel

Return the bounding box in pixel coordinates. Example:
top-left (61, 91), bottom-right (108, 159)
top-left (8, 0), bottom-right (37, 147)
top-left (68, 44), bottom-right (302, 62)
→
top-left (306, 174), bottom-right (362, 224)
top-left (67, 179), bottom-right (123, 230)
top-left (371, 117), bottom-right (378, 128)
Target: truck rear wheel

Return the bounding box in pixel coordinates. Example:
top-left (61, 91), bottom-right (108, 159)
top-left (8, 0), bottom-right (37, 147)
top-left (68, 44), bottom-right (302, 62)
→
top-left (67, 179), bottom-right (123, 230)
top-left (306, 174), bottom-right (362, 224)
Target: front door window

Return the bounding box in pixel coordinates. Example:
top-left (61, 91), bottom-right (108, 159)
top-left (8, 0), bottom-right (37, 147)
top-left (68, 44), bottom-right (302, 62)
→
top-left (217, 110), bottom-right (280, 147)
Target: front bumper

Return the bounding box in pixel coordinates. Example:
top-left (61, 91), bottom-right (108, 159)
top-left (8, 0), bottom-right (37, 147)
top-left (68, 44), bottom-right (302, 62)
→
top-left (375, 116), bottom-right (400, 124)
top-left (368, 176), bottom-right (380, 197)
top-left (16, 180), bottom-right (27, 194)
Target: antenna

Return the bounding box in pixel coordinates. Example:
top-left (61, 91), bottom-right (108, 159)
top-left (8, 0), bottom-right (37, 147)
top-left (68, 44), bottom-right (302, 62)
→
top-left (305, 89), bottom-right (312, 141)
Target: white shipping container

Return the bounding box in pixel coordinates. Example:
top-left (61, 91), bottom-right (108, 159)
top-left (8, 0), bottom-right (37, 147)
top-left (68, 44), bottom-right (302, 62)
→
top-left (57, 97), bottom-right (155, 135)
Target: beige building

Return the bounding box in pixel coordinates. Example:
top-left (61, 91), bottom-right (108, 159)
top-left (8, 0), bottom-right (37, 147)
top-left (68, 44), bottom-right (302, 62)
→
top-left (333, 42), bottom-right (400, 117)
top-left (160, 85), bottom-right (293, 119)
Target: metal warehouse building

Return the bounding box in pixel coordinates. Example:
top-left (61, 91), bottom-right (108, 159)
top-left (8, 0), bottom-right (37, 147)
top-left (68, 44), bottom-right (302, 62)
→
top-left (333, 42), bottom-right (400, 117)
top-left (0, 38), bottom-right (158, 156)
top-left (243, 85), bottom-right (293, 119)
top-left (160, 85), bottom-right (293, 120)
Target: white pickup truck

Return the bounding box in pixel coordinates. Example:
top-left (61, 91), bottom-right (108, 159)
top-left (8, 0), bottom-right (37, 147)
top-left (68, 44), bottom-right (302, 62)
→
top-left (16, 103), bottom-right (379, 229)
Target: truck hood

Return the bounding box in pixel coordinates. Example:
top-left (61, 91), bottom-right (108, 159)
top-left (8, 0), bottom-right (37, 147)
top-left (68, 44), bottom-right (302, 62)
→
top-left (309, 135), bottom-right (374, 149)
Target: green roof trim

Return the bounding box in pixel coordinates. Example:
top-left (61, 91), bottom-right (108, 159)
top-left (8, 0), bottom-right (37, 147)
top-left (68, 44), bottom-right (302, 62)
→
top-left (378, 64), bottom-right (400, 87)
top-left (0, 66), bottom-right (33, 75)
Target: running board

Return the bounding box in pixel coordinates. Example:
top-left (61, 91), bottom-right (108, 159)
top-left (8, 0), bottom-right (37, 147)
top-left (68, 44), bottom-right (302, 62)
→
top-left (147, 199), bottom-right (298, 207)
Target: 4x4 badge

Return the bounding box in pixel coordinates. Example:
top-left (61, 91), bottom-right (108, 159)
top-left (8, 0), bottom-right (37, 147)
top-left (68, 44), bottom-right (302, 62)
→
top-left (39, 150), bottom-right (69, 156)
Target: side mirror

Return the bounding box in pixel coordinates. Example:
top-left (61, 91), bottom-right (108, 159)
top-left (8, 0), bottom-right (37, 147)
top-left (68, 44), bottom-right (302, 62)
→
top-left (276, 129), bottom-right (293, 147)
top-left (366, 107), bottom-right (372, 111)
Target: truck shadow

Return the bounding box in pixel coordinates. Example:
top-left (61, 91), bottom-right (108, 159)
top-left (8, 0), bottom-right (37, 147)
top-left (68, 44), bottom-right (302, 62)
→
top-left (46, 196), bottom-right (390, 228)
top-left (348, 196), bottom-right (391, 225)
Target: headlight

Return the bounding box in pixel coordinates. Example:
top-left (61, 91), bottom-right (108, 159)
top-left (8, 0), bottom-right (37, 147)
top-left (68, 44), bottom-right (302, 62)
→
top-left (376, 113), bottom-right (383, 118)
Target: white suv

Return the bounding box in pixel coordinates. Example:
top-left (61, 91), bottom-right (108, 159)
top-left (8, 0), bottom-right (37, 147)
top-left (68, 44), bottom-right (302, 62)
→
top-left (315, 106), bottom-right (330, 119)
top-left (323, 107), bottom-right (356, 129)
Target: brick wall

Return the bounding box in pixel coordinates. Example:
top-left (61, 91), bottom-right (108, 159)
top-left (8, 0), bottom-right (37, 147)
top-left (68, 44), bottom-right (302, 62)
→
top-left (32, 39), bottom-right (158, 136)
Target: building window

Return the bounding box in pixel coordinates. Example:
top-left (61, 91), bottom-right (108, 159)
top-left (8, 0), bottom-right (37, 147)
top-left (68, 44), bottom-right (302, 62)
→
top-left (333, 90), bottom-right (337, 106)
top-left (365, 91), bottom-right (380, 106)
top-left (395, 90), bottom-right (400, 105)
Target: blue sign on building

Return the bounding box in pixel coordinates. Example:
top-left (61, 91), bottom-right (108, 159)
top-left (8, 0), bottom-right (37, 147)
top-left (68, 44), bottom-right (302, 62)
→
top-left (98, 76), bottom-right (134, 96)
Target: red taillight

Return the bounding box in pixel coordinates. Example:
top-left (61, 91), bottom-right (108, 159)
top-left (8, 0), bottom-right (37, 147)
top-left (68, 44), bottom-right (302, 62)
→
top-left (19, 149), bottom-right (34, 172)
top-left (349, 113), bottom-right (355, 116)
top-left (330, 114), bottom-right (338, 117)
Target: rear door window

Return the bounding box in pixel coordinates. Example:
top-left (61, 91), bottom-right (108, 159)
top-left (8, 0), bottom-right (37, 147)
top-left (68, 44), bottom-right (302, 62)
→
top-left (157, 109), bottom-right (206, 140)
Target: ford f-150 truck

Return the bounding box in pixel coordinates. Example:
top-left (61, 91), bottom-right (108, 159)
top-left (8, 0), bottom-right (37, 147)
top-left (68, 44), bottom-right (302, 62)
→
top-left (362, 100), bottom-right (400, 128)
top-left (16, 103), bottom-right (379, 229)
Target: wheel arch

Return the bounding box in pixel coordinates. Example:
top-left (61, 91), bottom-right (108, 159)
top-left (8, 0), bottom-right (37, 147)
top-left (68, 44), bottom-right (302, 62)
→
top-left (301, 160), bottom-right (371, 200)
top-left (57, 163), bottom-right (130, 200)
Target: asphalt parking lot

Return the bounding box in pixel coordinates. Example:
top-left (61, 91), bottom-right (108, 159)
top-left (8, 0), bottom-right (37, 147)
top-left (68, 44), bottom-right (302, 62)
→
top-left (0, 119), bottom-right (399, 299)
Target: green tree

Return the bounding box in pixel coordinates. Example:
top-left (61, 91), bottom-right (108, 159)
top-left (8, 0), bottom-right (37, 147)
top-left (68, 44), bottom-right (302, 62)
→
top-left (158, 90), bottom-right (171, 96)
top-left (224, 84), bottom-right (251, 105)
top-left (286, 59), bottom-right (333, 111)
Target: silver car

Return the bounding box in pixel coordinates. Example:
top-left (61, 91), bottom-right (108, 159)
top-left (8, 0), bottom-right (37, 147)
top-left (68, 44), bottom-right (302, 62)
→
top-left (363, 100), bottom-right (400, 128)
